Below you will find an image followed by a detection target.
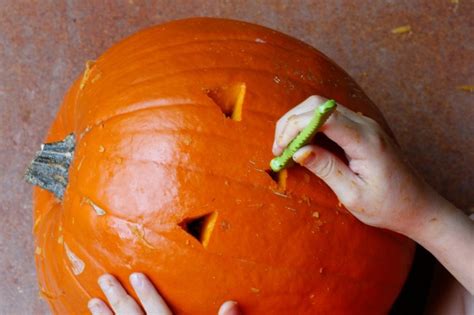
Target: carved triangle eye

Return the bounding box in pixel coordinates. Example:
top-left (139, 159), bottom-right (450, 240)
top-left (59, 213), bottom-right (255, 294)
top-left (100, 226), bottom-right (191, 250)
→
top-left (179, 212), bottom-right (218, 248)
top-left (206, 83), bottom-right (246, 121)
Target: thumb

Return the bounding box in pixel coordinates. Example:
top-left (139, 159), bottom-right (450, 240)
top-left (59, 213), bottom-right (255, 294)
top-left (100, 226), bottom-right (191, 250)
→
top-left (218, 301), bottom-right (241, 315)
top-left (293, 145), bottom-right (361, 206)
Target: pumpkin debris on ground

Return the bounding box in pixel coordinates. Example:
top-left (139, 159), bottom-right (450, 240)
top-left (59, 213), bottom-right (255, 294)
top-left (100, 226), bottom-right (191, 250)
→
top-left (391, 25), bottom-right (411, 34)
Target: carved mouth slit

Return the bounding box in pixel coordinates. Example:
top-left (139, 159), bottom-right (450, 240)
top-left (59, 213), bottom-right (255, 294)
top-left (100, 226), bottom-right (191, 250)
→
top-left (266, 169), bottom-right (279, 183)
top-left (206, 83), bottom-right (246, 121)
top-left (266, 169), bottom-right (287, 191)
top-left (179, 211), bottom-right (218, 247)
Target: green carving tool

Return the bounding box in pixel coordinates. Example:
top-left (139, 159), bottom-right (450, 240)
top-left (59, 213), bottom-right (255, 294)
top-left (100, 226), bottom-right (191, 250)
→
top-left (270, 99), bottom-right (337, 172)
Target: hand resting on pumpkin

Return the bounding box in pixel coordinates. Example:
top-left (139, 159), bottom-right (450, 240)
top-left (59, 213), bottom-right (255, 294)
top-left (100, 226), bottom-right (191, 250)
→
top-left (88, 273), bottom-right (240, 315)
top-left (273, 95), bottom-right (474, 296)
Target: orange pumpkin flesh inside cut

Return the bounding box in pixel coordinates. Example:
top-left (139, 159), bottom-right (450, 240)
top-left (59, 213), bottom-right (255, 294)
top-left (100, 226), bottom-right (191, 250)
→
top-left (29, 18), bottom-right (414, 315)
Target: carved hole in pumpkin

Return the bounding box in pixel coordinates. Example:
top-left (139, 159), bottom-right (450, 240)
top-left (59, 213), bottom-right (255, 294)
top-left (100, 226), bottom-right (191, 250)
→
top-left (265, 169), bottom-right (287, 191)
top-left (179, 211), bottom-right (218, 247)
top-left (266, 169), bottom-right (279, 183)
top-left (206, 83), bottom-right (246, 121)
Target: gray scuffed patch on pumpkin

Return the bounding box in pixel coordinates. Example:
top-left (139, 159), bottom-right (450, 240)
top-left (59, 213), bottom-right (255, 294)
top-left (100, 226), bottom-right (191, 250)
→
top-left (129, 224), bottom-right (155, 249)
top-left (64, 243), bottom-right (85, 276)
top-left (83, 197), bottom-right (107, 216)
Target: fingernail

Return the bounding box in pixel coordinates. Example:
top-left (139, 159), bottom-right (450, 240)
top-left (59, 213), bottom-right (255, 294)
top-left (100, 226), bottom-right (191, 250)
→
top-left (87, 299), bottom-right (103, 314)
top-left (98, 274), bottom-right (114, 293)
top-left (130, 273), bottom-right (145, 290)
top-left (272, 143), bottom-right (280, 154)
top-left (293, 147), bottom-right (314, 165)
top-left (218, 301), bottom-right (239, 315)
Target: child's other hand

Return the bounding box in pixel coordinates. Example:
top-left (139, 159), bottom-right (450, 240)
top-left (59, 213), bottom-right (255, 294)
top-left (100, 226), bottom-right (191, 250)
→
top-left (88, 273), bottom-right (240, 315)
top-left (273, 95), bottom-right (439, 234)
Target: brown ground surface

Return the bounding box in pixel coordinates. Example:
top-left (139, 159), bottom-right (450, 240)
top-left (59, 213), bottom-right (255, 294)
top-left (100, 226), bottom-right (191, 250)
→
top-left (0, 1), bottom-right (472, 314)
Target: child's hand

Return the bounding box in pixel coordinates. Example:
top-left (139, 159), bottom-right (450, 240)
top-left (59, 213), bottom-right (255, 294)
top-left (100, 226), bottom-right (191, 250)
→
top-left (273, 95), bottom-right (474, 295)
top-left (273, 95), bottom-right (437, 234)
top-left (88, 273), bottom-right (240, 315)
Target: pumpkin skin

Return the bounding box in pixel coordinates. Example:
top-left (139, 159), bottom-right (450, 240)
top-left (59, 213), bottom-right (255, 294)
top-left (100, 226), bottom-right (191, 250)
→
top-left (32, 18), bottom-right (415, 315)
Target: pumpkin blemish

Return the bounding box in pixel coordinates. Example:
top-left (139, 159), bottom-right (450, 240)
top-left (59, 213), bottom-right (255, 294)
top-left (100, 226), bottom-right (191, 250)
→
top-left (129, 225), bottom-right (155, 249)
top-left (64, 243), bottom-right (85, 275)
top-left (82, 197), bottom-right (106, 216)
top-left (79, 60), bottom-right (96, 90)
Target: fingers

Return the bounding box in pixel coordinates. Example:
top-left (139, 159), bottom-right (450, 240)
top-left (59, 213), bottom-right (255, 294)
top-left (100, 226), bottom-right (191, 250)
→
top-left (218, 301), bottom-right (241, 315)
top-left (98, 274), bottom-right (144, 315)
top-left (130, 273), bottom-right (173, 315)
top-left (273, 94), bottom-right (386, 162)
top-left (91, 274), bottom-right (239, 315)
top-left (321, 109), bottom-right (371, 160)
top-left (88, 298), bottom-right (113, 315)
top-left (333, 104), bottom-right (368, 124)
top-left (273, 95), bottom-right (328, 155)
top-left (293, 145), bottom-right (363, 208)
top-left (276, 111), bottom-right (314, 152)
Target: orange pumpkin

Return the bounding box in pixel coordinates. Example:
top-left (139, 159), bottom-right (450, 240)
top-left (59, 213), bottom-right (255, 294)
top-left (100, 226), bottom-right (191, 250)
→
top-left (29, 18), bottom-right (414, 314)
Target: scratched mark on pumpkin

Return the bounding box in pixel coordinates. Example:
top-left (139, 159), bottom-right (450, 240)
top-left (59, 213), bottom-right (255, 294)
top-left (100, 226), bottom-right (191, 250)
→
top-left (271, 189), bottom-right (288, 198)
top-left (64, 243), bottom-right (85, 275)
top-left (39, 286), bottom-right (60, 300)
top-left (79, 60), bottom-right (96, 90)
top-left (129, 224), bottom-right (155, 249)
top-left (82, 196), bottom-right (107, 216)
top-left (250, 287), bottom-right (260, 294)
top-left (33, 215), bottom-right (43, 232)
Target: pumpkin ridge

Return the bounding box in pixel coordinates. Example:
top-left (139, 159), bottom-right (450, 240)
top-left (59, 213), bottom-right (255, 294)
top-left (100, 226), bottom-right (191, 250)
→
top-left (96, 40), bottom-right (316, 82)
top-left (97, 39), bottom-right (315, 76)
top-left (90, 222), bottom-right (375, 283)
top-left (134, 37), bottom-right (314, 58)
top-left (65, 201), bottom-right (362, 275)
top-left (76, 100), bottom-right (277, 138)
top-left (123, 66), bottom-right (317, 90)
top-left (73, 157), bottom-right (296, 199)
top-left (74, 102), bottom-right (205, 139)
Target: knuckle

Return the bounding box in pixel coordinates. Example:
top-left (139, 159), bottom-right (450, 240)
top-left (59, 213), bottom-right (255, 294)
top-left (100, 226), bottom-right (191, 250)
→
top-left (366, 129), bottom-right (388, 151)
top-left (275, 118), bottom-right (286, 132)
top-left (284, 115), bottom-right (302, 135)
top-left (312, 155), bottom-right (336, 180)
top-left (287, 114), bottom-right (298, 125)
top-left (343, 189), bottom-right (361, 210)
top-left (308, 95), bottom-right (324, 106)
top-left (110, 297), bottom-right (125, 310)
top-left (111, 295), bottom-right (133, 311)
top-left (363, 116), bottom-right (379, 127)
top-left (288, 116), bottom-right (302, 130)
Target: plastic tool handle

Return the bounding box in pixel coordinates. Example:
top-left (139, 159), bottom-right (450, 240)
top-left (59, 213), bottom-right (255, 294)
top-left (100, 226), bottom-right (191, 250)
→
top-left (270, 99), bottom-right (337, 172)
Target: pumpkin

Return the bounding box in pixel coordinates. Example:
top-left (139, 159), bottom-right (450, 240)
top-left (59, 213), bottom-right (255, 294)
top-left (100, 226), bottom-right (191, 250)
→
top-left (28, 18), bottom-right (414, 315)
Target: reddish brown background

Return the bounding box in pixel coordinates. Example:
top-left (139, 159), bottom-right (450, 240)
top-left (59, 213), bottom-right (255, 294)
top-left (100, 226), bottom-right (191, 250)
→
top-left (0, 1), bottom-right (472, 314)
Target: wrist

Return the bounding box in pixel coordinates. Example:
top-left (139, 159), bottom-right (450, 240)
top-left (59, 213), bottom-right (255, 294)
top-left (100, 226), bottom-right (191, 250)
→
top-left (390, 183), bottom-right (451, 241)
top-left (401, 191), bottom-right (457, 246)
top-left (401, 194), bottom-right (474, 294)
